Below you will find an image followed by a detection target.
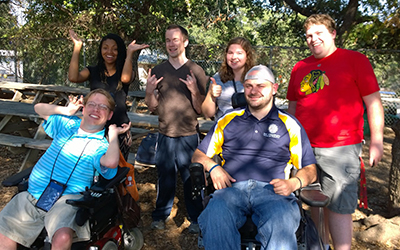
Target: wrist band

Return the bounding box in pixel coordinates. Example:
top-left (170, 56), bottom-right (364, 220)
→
top-left (209, 164), bottom-right (219, 174)
top-left (295, 176), bottom-right (302, 189)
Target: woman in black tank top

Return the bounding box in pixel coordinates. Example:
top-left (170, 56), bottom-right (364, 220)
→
top-left (68, 29), bottom-right (149, 159)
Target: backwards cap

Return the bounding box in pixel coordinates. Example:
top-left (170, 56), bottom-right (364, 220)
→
top-left (244, 64), bottom-right (275, 84)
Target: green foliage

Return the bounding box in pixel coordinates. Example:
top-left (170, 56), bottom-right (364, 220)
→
top-left (256, 11), bottom-right (307, 47)
top-left (0, 0), bottom-right (399, 91)
top-left (0, 2), bottom-right (17, 42)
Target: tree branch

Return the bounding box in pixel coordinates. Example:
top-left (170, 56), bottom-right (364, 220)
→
top-left (282, 0), bottom-right (313, 17)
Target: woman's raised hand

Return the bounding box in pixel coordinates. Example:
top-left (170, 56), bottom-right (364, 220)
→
top-left (69, 30), bottom-right (83, 47)
top-left (127, 40), bottom-right (150, 54)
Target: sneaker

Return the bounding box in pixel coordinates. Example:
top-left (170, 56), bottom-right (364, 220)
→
top-left (151, 220), bottom-right (165, 230)
top-left (188, 222), bottom-right (200, 234)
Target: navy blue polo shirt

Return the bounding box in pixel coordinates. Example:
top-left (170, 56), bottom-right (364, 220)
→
top-left (198, 105), bottom-right (316, 183)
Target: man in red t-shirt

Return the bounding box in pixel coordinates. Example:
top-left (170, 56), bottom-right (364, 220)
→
top-left (287, 14), bottom-right (384, 250)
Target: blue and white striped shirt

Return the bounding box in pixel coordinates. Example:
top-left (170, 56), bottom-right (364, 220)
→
top-left (28, 115), bottom-right (117, 200)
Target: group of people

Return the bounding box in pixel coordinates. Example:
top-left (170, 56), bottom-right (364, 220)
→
top-left (144, 14), bottom-right (383, 250)
top-left (0, 13), bottom-right (383, 250)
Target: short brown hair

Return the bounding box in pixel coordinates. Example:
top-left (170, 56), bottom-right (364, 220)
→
top-left (219, 37), bottom-right (256, 83)
top-left (83, 89), bottom-right (115, 112)
top-left (304, 14), bottom-right (336, 33)
top-left (166, 24), bottom-right (189, 41)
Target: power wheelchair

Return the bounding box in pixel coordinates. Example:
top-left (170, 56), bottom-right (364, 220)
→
top-left (1, 166), bottom-right (143, 250)
top-left (189, 162), bottom-right (329, 250)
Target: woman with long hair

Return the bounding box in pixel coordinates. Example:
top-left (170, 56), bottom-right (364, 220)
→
top-left (202, 37), bottom-right (256, 119)
top-left (68, 30), bottom-right (149, 159)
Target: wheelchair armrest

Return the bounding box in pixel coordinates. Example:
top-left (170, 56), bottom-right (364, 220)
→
top-left (189, 163), bottom-right (206, 198)
top-left (66, 188), bottom-right (96, 209)
top-left (299, 183), bottom-right (329, 207)
top-left (2, 166), bottom-right (33, 187)
top-left (90, 166), bottom-right (130, 193)
top-left (66, 167), bottom-right (129, 208)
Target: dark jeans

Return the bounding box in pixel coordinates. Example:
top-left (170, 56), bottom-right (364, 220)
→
top-left (152, 133), bottom-right (203, 222)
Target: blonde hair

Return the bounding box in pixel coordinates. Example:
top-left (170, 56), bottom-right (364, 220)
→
top-left (84, 89), bottom-right (116, 111)
top-left (304, 14), bottom-right (336, 33)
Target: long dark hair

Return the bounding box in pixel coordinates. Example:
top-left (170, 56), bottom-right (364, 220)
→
top-left (96, 33), bottom-right (127, 88)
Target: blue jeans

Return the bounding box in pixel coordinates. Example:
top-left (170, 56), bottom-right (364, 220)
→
top-left (152, 133), bottom-right (203, 222)
top-left (198, 180), bottom-right (300, 250)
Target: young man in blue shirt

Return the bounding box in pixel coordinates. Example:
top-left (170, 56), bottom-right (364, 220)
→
top-left (0, 89), bottom-right (130, 250)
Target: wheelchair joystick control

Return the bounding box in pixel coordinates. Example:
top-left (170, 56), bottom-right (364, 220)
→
top-left (189, 163), bottom-right (206, 199)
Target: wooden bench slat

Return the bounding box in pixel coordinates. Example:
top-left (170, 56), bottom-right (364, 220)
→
top-left (130, 127), bottom-right (152, 134)
top-left (0, 133), bottom-right (52, 150)
top-left (0, 133), bottom-right (28, 147)
top-left (24, 139), bottom-right (52, 150)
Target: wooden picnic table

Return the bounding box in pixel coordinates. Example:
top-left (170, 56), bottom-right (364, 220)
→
top-left (0, 81), bottom-right (90, 105)
top-left (129, 90), bottom-right (146, 112)
top-left (0, 81), bottom-right (147, 112)
top-left (0, 99), bottom-right (47, 171)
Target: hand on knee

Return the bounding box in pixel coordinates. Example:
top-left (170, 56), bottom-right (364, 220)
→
top-left (51, 227), bottom-right (73, 250)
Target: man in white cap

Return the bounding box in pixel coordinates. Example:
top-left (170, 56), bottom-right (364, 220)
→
top-left (192, 65), bottom-right (317, 249)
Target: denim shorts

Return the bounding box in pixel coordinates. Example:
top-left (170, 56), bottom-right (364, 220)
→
top-left (314, 144), bottom-right (362, 214)
top-left (0, 191), bottom-right (90, 247)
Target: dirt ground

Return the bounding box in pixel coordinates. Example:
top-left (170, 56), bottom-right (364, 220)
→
top-left (0, 127), bottom-right (397, 250)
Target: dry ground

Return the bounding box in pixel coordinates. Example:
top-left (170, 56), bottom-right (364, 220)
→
top-left (0, 127), bottom-right (398, 249)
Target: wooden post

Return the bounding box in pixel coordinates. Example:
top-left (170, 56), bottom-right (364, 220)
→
top-left (389, 120), bottom-right (400, 216)
top-left (19, 120), bottom-right (47, 172)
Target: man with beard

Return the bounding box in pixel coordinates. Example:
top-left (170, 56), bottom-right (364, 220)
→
top-left (192, 65), bottom-right (317, 249)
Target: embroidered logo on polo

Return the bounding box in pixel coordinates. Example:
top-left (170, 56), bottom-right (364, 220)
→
top-left (300, 69), bottom-right (330, 95)
top-left (263, 124), bottom-right (280, 138)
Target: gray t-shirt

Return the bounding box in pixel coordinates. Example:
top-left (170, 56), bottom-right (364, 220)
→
top-left (213, 72), bottom-right (244, 119)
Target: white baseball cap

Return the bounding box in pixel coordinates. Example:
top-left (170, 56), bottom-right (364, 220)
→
top-left (244, 65), bottom-right (275, 84)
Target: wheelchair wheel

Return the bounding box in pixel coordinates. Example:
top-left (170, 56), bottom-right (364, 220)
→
top-left (123, 227), bottom-right (144, 250)
top-left (102, 241), bottom-right (118, 250)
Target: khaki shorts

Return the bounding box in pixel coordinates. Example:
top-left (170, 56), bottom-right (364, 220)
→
top-left (314, 144), bottom-right (362, 214)
top-left (0, 191), bottom-right (90, 247)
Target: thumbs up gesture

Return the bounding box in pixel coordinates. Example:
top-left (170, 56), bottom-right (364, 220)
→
top-left (209, 77), bottom-right (222, 98)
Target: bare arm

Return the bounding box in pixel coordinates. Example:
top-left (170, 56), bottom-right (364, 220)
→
top-left (191, 149), bottom-right (236, 190)
top-left (100, 122), bottom-right (131, 169)
top-left (287, 101), bottom-right (297, 116)
top-left (144, 68), bottom-right (163, 112)
top-left (68, 30), bottom-right (90, 83)
top-left (201, 77), bottom-right (221, 118)
top-left (121, 41), bottom-right (150, 84)
top-left (270, 164), bottom-right (317, 196)
top-left (363, 91), bottom-right (384, 166)
top-left (34, 95), bottom-right (83, 120)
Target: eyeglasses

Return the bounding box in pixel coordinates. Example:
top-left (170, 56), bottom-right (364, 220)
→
top-left (86, 101), bottom-right (110, 111)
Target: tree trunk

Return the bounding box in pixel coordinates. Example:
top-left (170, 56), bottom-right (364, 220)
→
top-left (389, 120), bottom-right (400, 216)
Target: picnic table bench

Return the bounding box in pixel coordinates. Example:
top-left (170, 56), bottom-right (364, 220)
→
top-left (0, 81), bottom-right (90, 105)
top-left (0, 81), bottom-right (148, 112)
